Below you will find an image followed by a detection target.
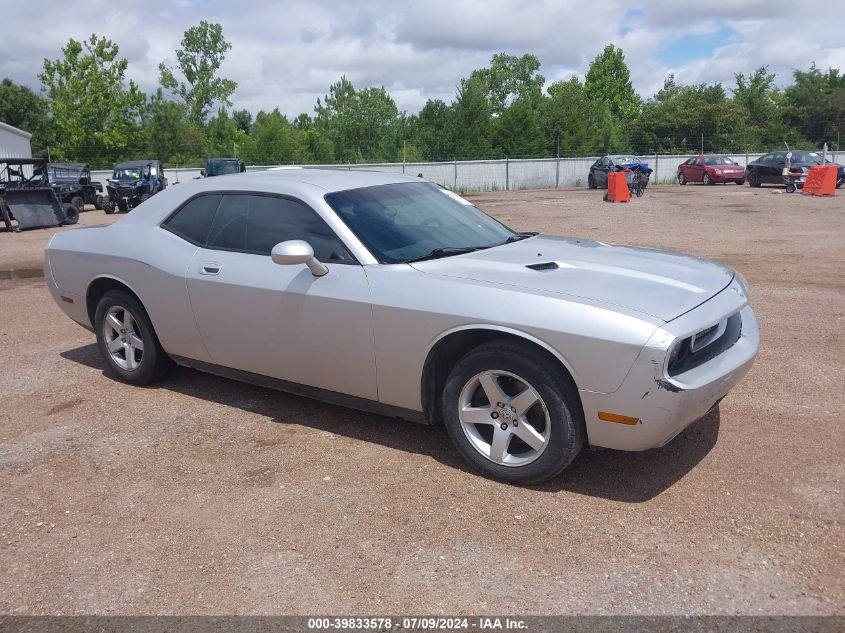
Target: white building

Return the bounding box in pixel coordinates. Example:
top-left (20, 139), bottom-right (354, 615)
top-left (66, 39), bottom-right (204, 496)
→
top-left (0, 121), bottom-right (33, 158)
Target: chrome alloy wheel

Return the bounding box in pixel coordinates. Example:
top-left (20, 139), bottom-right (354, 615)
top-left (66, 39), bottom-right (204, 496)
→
top-left (458, 370), bottom-right (551, 467)
top-left (102, 305), bottom-right (144, 371)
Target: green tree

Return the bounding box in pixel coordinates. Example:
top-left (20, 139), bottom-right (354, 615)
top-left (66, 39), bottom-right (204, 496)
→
top-left (411, 98), bottom-right (452, 160)
top-left (584, 44), bottom-right (640, 122)
top-left (143, 89), bottom-right (208, 165)
top-left (493, 98), bottom-right (545, 158)
top-left (159, 21), bottom-right (237, 125)
top-left (231, 108), bottom-right (253, 134)
top-left (733, 66), bottom-right (777, 128)
top-left (40, 35), bottom-right (145, 167)
top-left (471, 53), bottom-right (544, 114)
top-left (541, 77), bottom-right (619, 155)
top-left (207, 108), bottom-right (247, 157)
top-left (241, 109), bottom-right (304, 164)
top-left (782, 64), bottom-right (845, 148)
top-left (448, 76), bottom-right (492, 159)
top-left (0, 78), bottom-right (52, 155)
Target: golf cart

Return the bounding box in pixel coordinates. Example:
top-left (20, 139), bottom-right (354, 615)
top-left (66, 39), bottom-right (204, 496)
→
top-left (104, 159), bottom-right (167, 213)
top-left (201, 157), bottom-right (246, 177)
top-left (0, 158), bottom-right (79, 231)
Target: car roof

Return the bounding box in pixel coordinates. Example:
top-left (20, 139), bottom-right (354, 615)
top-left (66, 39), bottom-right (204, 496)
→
top-left (202, 167), bottom-right (422, 193)
top-left (608, 154), bottom-right (640, 161)
top-left (115, 160), bottom-right (161, 168)
top-left (49, 162), bottom-right (87, 169)
top-left (0, 157), bottom-right (47, 165)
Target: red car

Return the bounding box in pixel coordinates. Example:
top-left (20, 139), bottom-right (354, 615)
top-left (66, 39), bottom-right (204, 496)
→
top-left (677, 154), bottom-right (746, 185)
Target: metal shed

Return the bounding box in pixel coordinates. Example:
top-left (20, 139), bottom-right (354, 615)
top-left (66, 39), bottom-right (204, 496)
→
top-left (0, 121), bottom-right (33, 159)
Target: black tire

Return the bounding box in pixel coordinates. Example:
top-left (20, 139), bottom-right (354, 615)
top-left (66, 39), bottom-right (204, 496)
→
top-left (94, 290), bottom-right (173, 385)
top-left (62, 203), bottom-right (79, 225)
top-left (836, 181), bottom-right (842, 189)
top-left (71, 195), bottom-right (84, 211)
top-left (118, 200), bottom-right (128, 213)
top-left (103, 200), bottom-right (115, 214)
top-left (94, 194), bottom-right (104, 210)
top-left (441, 340), bottom-right (585, 485)
top-left (703, 172), bottom-right (711, 185)
top-left (678, 172), bottom-right (686, 185)
top-left (785, 183), bottom-right (796, 193)
top-left (748, 171), bottom-right (761, 187)
top-left (588, 174), bottom-right (596, 189)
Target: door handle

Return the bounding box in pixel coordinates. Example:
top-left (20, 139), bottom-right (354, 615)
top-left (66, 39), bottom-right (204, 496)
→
top-left (200, 263), bottom-right (221, 275)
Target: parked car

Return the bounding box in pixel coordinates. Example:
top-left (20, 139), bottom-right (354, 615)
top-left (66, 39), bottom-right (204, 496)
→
top-left (45, 170), bottom-right (759, 485)
top-left (42, 162), bottom-right (104, 210)
top-left (677, 155), bottom-right (745, 185)
top-left (588, 155), bottom-right (651, 189)
top-left (201, 157), bottom-right (246, 177)
top-left (103, 159), bottom-right (167, 213)
top-left (745, 150), bottom-right (845, 188)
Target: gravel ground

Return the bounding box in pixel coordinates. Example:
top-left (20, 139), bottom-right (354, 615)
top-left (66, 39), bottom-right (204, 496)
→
top-left (0, 185), bottom-right (842, 615)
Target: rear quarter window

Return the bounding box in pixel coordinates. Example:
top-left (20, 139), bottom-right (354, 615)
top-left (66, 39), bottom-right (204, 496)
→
top-left (162, 194), bottom-right (222, 245)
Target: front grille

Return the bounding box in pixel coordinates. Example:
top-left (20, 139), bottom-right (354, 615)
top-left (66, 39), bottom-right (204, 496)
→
top-left (668, 312), bottom-right (742, 376)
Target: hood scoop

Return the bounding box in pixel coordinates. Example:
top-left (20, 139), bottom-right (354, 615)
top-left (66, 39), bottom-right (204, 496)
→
top-left (526, 261), bottom-right (559, 271)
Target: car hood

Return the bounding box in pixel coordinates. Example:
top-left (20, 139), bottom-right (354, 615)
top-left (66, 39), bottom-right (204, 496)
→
top-left (409, 235), bottom-right (734, 322)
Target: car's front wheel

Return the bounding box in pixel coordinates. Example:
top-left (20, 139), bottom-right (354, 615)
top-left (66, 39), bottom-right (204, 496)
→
top-left (748, 171), bottom-right (761, 187)
top-left (442, 341), bottom-right (585, 485)
top-left (588, 174), bottom-right (596, 189)
top-left (678, 172), bottom-right (686, 185)
top-left (94, 290), bottom-right (172, 385)
top-left (703, 172), bottom-right (711, 185)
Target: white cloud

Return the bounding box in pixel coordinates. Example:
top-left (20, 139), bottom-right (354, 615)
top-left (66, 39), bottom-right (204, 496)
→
top-left (0, 0), bottom-right (843, 117)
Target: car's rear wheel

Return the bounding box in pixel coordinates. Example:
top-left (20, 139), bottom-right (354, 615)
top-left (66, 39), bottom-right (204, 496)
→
top-left (94, 290), bottom-right (172, 385)
top-left (703, 172), bottom-right (711, 185)
top-left (442, 340), bottom-right (584, 485)
top-left (71, 196), bottom-right (84, 211)
top-left (94, 194), bottom-right (104, 210)
top-left (678, 172), bottom-right (686, 185)
top-left (748, 171), bottom-right (761, 187)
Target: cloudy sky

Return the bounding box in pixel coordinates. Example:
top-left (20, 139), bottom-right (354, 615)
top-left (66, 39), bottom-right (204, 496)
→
top-left (1, 0), bottom-right (844, 117)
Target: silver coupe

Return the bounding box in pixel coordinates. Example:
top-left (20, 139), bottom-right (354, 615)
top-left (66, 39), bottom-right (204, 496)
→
top-left (45, 169), bottom-right (759, 484)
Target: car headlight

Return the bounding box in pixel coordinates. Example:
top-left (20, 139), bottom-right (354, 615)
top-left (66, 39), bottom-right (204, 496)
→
top-left (714, 169), bottom-right (722, 175)
top-left (734, 270), bottom-right (750, 300)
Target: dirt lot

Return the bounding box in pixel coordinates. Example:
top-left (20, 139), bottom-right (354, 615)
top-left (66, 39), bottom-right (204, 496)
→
top-left (0, 185), bottom-right (842, 615)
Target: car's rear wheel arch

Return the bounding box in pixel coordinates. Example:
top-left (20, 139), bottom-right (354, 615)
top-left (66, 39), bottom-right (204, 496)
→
top-left (86, 276), bottom-right (145, 329)
top-left (421, 327), bottom-right (581, 426)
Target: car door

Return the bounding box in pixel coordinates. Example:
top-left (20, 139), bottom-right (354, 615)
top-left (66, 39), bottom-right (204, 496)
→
top-left (763, 152), bottom-right (784, 183)
top-left (690, 158), bottom-right (705, 182)
top-left (183, 192), bottom-right (378, 400)
top-left (596, 157), bottom-right (611, 187)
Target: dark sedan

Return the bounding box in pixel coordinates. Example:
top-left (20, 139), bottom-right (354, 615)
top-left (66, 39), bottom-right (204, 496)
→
top-left (745, 150), bottom-right (844, 188)
top-left (588, 155), bottom-right (649, 189)
top-left (677, 154), bottom-right (745, 185)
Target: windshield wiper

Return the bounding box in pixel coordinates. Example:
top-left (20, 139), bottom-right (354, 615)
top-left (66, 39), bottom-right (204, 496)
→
top-left (404, 245), bottom-right (489, 263)
top-left (502, 231), bottom-right (538, 244)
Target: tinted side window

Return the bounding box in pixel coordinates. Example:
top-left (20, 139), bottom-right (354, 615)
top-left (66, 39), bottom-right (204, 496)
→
top-left (205, 194), bottom-right (353, 261)
top-left (163, 194), bottom-right (222, 244)
top-left (207, 194), bottom-right (249, 251)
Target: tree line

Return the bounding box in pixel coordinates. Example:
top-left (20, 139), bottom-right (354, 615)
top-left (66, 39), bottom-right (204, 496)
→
top-left (1, 22), bottom-right (843, 170)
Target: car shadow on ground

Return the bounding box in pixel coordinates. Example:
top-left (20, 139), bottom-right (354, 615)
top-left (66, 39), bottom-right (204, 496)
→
top-left (61, 343), bottom-right (719, 503)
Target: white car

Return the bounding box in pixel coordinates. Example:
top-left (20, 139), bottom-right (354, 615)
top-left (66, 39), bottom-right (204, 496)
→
top-left (45, 169), bottom-right (759, 484)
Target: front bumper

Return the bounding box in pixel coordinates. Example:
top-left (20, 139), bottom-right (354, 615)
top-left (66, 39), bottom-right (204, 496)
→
top-left (581, 285), bottom-right (759, 451)
top-left (711, 172), bottom-right (746, 182)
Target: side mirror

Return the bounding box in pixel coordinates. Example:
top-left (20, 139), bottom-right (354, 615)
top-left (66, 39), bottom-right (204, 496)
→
top-left (271, 240), bottom-right (328, 277)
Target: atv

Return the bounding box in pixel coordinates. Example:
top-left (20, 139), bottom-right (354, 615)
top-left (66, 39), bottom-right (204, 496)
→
top-left (42, 162), bottom-right (104, 211)
top-left (0, 158), bottom-right (79, 231)
top-left (103, 159), bottom-right (167, 214)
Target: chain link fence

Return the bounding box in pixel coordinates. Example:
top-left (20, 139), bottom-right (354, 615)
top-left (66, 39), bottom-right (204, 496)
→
top-left (90, 150), bottom-right (841, 193)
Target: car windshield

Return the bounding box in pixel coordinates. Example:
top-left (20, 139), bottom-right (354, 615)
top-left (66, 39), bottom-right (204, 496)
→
top-left (790, 151), bottom-right (823, 164)
top-left (704, 156), bottom-right (736, 165)
top-left (325, 182), bottom-right (518, 263)
top-left (113, 168), bottom-right (143, 180)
